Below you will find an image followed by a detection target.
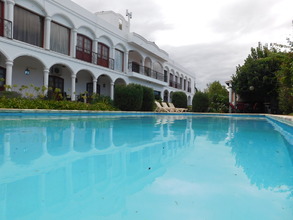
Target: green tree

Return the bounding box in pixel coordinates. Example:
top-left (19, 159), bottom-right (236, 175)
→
top-left (277, 52), bottom-right (293, 114)
top-left (232, 43), bottom-right (285, 109)
top-left (192, 91), bottom-right (209, 112)
top-left (205, 81), bottom-right (229, 113)
top-left (172, 91), bottom-right (187, 108)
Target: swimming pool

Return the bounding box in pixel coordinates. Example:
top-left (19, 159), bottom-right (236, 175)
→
top-left (0, 113), bottom-right (292, 220)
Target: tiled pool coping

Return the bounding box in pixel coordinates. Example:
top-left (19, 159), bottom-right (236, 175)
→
top-left (0, 108), bottom-right (292, 127)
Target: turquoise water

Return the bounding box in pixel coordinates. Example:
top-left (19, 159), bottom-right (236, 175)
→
top-left (0, 114), bottom-right (292, 220)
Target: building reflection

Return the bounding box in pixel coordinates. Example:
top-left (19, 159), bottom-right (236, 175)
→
top-left (0, 115), bottom-right (193, 220)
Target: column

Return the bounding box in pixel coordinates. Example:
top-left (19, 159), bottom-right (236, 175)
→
top-left (124, 51), bottom-right (129, 73)
top-left (93, 78), bottom-right (97, 94)
top-left (93, 39), bottom-right (98, 64)
top-left (71, 74), bottom-right (76, 101)
top-left (70, 28), bottom-right (77, 57)
top-left (110, 82), bottom-right (114, 100)
top-left (6, 0), bottom-right (15, 22)
top-left (43, 68), bottom-right (49, 95)
top-left (5, 60), bottom-right (13, 90)
top-left (44, 16), bottom-right (52, 50)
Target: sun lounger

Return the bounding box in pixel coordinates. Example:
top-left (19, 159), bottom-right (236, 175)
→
top-left (168, 102), bottom-right (188, 112)
top-left (155, 101), bottom-right (170, 112)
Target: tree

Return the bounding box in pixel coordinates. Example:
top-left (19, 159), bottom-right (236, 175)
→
top-left (205, 81), bottom-right (229, 113)
top-left (277, 52), bottom-right (293, 114)
top-left (192, 91), bottom-right (209, 112)
top-left (232, 43), bottom-right (285, 109)
top-left (172, 91), bottom-right (187, 108)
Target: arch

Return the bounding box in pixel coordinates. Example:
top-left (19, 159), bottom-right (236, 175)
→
top-left (115, 43), bottom-right (127, 52)
top-left (77, 25), bottom-right (96, 39)
top-left (114, 78), bottom-right (126, 85)
top-left (128, 50), bottom-right (143, 64)
top-left (144, 57), bottom-right (152, 68)
top-left (163, 90), bottom-right (169, 102)
top-left (16, 0), bottom-right (48, 16)
top-left (12, 55), bottom-right (46, 97)
top-left (51, 13), bottom-right (74, 28)
top-left (13, 54), bottom-right (46, 68)
top-left (97, 74), bottom-right (113, 97)
top-left (153, 61), bottom-right (163, 73)
top-left (98, 35), bottom-right (114, 47)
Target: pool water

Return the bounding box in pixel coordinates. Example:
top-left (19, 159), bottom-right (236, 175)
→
top-left (0, 114), bottom-right (292, 220)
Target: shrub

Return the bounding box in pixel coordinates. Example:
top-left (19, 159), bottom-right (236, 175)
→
top-left (192, 91), bottom-right (209, 112)
top-left (114, 84), bottom-right (143, 111)
top-left (141, 86), bottom-right (155, 111)
top-left (0, 91), bottom-right (22, 98)
top-left (172, 91), bottom-right (187, 108)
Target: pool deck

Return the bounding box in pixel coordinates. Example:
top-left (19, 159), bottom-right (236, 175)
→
top-left (0, 108), bottom-right (292, 126)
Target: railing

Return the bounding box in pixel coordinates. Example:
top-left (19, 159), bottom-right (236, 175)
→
top-left (0, 18), bottom-right (12, 39)
top-left (128, 62), bottom-right (164, 82)
top-left (169, 80), bottom-right (182, 89)
top-left (76, 46), bottom-right (114, 70)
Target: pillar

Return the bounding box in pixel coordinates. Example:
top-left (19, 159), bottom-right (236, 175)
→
top-left (44, 16), bottom-right (52, 50)
top-left (70, 28), bottom-right (77, 57)
top-left (5, 60), bottom-right (13, 90)
top-left (43, 68), bottom-right (49, 95)
top-left (93, 78), bottom-right (97, 94)
top-left (71, 74), bottom-right (76, 101)
top-left (110, 82), bottom-right (114, 100)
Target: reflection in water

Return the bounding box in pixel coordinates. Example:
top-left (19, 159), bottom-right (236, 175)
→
top-left (0, 115), bottom-right (292, 219)
top-left (0, 115), bottom-right (193, 219)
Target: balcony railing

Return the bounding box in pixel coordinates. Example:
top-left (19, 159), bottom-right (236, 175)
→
top-left (0, 18), bottom-right (12, 39)
top-left (128, 62), bottom-right (164, 82)
top-left (169, 80), bottom-right (182, 89)
top-left (76, 46), bottom-right (114, 70)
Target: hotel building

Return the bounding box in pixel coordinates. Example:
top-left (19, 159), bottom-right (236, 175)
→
top-left (0, 0), bottom-right (196, 104)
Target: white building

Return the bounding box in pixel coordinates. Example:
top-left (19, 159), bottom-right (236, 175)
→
top-left (0, 0), bottom-right (195, 105)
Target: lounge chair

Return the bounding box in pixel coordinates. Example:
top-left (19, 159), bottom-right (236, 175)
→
top-left (161, 102), bottom-right (176, 112)
top-left (168, 103), bottom-right (188, 112)
top-left (155, 101), bottom-right (170, 112)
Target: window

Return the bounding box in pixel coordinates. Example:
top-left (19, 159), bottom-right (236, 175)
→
top-left (119, 19), bottom-right (123, 30)
top-left (98, 43), bottom-right (109, 68)
top-left (50, 22), bottom-right (70, 55)
top-left (115, 49), bottom-right (124, 72)
top-left (169, 74), bottom-right (173, 87)
top-left (164, 70), bottom-right (168, 82)
top-left (175, 76), bottom-right (178, 88)
top-left (13, 5), bottom-right (44, 47)
top-left (0, 67), bottom-right (6, 91)
top-left (76, 34), bottom-right (92, 63)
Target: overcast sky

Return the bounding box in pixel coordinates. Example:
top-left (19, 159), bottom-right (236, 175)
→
top-left (71, 0), bottom-right (293, 90)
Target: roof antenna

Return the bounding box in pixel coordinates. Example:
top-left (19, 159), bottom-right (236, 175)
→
top-left (126, 9), bottom-right (132, 30)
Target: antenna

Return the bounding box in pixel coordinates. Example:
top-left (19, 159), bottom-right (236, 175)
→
top-left (126, 9), bottom-right (132, 31)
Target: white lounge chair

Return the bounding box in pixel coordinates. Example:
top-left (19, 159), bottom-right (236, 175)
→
top-left (161, 102), bottom-right (175, 112)
top-left (168, 103), bottom-right (188, 112)
top-left (155, 101), bottom-right (170, 112)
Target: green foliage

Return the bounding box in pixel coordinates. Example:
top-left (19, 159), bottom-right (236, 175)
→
top-left (192, 91), bottom-right (209, 112)
top-left (141, 86), bottom-right (155, 111)
top-left (232, 43), bottom-right (284, 103)
top-left (277, 52), bottom-right (293, 114)
top-left (172, 91), bottom-right (187, 108)
top-left (114, 84), bottom-right (143, 111)
top-left (205, 81), bottom-right (229, 113)
top-left (0, 97), bottom-right (116, 111)
top-left (0, 91), bottom-right (22, 98)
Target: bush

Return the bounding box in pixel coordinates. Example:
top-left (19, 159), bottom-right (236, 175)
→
top-left (0, 91), bottom-right (22, 98)
top-left (192, 91), bottom-right (209, 112)
top-left (114, 84), bottom-right (143, 111)
top-left (172, 91), bottom-right (187, 108)
top-left (141, 86), bottom-right (155, 111)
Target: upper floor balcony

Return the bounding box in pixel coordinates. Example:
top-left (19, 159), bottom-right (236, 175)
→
top-left (76, 46), bottom-right (114, 70)
top-left (128, 62), bottom-right (166, 84)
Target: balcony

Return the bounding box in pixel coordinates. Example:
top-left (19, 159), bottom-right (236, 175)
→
top-left (128, 62), bottom-right (164, 82)
top-left (169, 80), bottom-right (182, 89)
top-left (76, 46), bottom-right (114, 70)
top-left (0, 18), bottom-right (12, 39)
